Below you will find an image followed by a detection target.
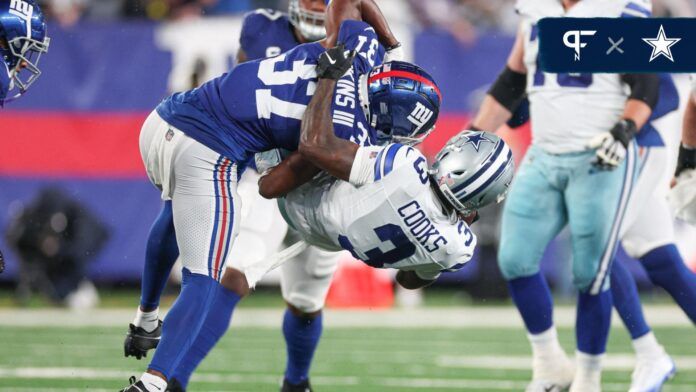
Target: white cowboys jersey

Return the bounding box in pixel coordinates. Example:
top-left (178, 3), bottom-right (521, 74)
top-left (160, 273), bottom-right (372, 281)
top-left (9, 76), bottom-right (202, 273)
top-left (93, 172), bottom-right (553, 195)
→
top-left (516, 0), bottom-right (652, 154)
top-left (282, 144), bottom-right (477, 280)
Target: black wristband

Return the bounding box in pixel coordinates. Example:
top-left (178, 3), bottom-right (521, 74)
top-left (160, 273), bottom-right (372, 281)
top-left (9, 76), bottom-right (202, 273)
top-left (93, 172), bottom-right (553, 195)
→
top-left (386, 42), bottom-right (402, 52)
top-left (610, 119), bottom-right (637, 148)
top-left (676, 143), bottom-right (696, 176)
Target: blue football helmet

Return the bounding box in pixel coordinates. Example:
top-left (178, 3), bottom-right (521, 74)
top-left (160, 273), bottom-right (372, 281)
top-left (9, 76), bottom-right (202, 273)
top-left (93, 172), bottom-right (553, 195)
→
top-left (0, 0), bottom-right (49, 103)
top-left (364, 61), bottom-right (441, 145)
top-left (289, 0), bottom-right (328, 42)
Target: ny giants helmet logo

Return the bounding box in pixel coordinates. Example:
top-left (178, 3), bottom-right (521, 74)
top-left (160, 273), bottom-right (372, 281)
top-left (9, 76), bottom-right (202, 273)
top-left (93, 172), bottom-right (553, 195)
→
top-left (407, 102), bottom-right (434, 131)
top-left (9, 0), bottom-right (33, 20)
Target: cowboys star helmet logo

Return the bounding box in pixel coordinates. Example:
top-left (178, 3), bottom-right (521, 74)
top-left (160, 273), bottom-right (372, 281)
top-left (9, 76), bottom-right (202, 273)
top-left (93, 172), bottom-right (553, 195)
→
top-left (462, 132), bottom-right (493, 152)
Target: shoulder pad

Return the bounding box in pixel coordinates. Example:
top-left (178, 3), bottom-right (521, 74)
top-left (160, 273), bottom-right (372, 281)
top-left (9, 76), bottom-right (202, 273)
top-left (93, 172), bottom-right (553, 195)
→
top-left (515, 0), bottom-right (563, 21)
top-left (242, 9), bottom-right (288, 38)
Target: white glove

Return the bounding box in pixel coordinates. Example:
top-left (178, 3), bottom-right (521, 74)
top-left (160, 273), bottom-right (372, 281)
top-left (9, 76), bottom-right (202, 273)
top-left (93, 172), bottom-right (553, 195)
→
top-left (384, 43), bottom-right (404, 63)
top-left (669, 168), bottom-right (696, 224)
top-left (587, 119), bottom-right (636, 170)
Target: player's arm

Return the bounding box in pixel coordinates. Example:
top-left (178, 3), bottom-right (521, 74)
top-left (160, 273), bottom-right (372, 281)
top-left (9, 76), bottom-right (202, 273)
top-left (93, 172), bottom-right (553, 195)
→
top-left (298, 45), bottom-right (360, 181)
top-left (470, 23), bottom-right (527, 132)
top-left (395, 270), bottom-right (436, 290)
top-left (589, 73), bottom-right (659, 169)
top-left (324, 0), bottom-right (399, 49)
top-left (676, 88), bottom-right (696, 178)
top-left (257, 152), bottom-right (321, 199)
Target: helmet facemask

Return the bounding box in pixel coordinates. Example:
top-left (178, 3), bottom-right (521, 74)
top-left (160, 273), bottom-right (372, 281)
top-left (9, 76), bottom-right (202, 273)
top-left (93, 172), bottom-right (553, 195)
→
top-left (289, 0), bottom-right (327, 42)
top-left (5, 34), bottom-right (49, 100)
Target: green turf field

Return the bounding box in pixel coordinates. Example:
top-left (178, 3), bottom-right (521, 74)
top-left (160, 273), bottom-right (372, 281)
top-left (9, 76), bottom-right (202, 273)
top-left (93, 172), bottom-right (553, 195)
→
top-left (0, 323), bottom-right (694, 391)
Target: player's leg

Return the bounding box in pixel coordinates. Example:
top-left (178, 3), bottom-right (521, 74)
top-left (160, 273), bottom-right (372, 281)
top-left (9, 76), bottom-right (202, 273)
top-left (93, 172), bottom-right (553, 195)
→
top-left (565, 146), bottom-right (638, 392)
top-left (169, 172), bottom-right (286, 390)
top-left (123, 119), bottom-right (241, 391)
top-left (497, 147), bottom-right (571, 391)
top-left (616, 146), bottom-right (679, 390)
top-left (124, 200), bottom-right (180, 359)
top-left (280, 236), bottom-right (341, 392)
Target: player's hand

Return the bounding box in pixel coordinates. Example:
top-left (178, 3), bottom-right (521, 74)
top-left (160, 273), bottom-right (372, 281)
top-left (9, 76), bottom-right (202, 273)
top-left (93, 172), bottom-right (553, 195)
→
top-left (316, 44), bottom-right (356, 80)
top-left (588, 119), bottom-right (637, 170)
top-left (384, 43), bottom-right (404, 63)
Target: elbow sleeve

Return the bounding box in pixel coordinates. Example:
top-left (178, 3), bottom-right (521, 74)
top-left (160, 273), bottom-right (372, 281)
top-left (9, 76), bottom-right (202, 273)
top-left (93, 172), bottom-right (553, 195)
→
top-left (488, 66), bottom-right (527, 112)
top-left (621, 73), bottom-right (660, 109)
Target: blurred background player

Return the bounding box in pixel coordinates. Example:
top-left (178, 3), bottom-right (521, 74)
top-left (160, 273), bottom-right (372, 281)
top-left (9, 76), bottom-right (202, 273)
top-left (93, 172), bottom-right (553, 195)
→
top-left (470, 0), bottom-right (665, 390)
top-left (670, 75), bottom-right (696, 223)
top-left (120, 1), bottom-right (414, 390)
top-left (0, 0), bottom-right (50, 106)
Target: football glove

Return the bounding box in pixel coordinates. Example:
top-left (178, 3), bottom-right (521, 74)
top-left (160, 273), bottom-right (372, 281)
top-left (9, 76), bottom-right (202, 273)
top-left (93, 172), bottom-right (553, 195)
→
top-left (316, 44), bottom-right (356, 80)
top-left (675, 143), bottom-right (696, 177)
top-left (384, 43), bottom-right (404, 63)
top-left (588, 119), bottom-right (637, 170)
top-left (254, 149), bottom-right (285, 175)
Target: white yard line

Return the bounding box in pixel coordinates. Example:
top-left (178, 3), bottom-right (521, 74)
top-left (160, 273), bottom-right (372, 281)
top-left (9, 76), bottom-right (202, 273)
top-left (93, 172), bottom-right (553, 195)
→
top-left (437, 354), bottom-right (696, 371)
top-left (0, 306), bottom-right (691, 328)
top-left (1, 366), bottom-right (694, 391)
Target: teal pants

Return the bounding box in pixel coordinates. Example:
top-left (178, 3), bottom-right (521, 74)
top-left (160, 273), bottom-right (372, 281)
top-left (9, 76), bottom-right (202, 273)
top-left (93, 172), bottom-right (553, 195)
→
top-left (498, 144), bottom-right (638, 294)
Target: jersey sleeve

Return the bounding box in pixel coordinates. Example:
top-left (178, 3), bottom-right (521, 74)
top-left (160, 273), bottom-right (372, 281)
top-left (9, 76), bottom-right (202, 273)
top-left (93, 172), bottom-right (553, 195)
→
top-left (618, 0), bottom-right (652, 18)
top-left (349, 143), bottom-right (419, 187)
top-left (438, 221), bottom-right (477, 272)
top-left (337, 20), bottom-right (384, 74)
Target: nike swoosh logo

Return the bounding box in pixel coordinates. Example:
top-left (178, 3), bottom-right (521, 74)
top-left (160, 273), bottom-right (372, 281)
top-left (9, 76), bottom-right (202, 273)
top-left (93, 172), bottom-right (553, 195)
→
top-left (325, 54), bottom-right (337, 64)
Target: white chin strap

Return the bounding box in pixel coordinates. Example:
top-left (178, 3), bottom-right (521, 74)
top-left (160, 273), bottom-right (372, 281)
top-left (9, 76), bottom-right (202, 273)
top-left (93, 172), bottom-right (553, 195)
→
top-left (358, 73), bottom-right (371, 123)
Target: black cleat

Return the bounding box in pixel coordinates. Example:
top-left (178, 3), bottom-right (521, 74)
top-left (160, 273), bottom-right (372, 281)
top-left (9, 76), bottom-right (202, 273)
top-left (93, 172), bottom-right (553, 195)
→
top-left (165, 378), bottom-right (186, 392)
top-left (120, 376), bottom-right (148, 392)
top-left (281, 378), bottom-right (313, 392)
top-left (124, 320), bottom-right (162, 360)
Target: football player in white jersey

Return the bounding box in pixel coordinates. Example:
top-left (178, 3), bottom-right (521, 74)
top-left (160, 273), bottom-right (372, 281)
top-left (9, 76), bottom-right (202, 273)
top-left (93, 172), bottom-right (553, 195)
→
top-left (256, 47), bottom-right (515, 291)
top-left (468, 1), bottom-right (670, 391)
top-left (671, 76), bottom-right (696, 222)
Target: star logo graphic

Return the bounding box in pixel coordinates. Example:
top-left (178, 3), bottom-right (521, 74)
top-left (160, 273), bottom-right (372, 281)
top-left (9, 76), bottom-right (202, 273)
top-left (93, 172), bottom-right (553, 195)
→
top-left (462, 132), bottom-right (493, 152)
top-left (642, 25), bottom-right (681, 62)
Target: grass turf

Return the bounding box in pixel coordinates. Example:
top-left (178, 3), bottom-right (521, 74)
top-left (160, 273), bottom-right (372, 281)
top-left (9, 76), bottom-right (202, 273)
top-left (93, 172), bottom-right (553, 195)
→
top-left (0, 325), bottom-right (694, 391)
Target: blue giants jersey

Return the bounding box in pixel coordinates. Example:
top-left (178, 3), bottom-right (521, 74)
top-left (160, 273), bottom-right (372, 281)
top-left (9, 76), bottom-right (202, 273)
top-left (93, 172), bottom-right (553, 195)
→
top-left (157, 20), bottom-right (384, 164)
top-left (240, 9), bottom-right (299, 60)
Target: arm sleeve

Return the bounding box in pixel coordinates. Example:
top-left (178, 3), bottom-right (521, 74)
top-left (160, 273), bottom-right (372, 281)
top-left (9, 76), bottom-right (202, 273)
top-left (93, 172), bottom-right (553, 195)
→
top-left (338, 20), bottom-right (384, 73)
top-left (349, 145), bottom-right (382, 186)
top-left (414, 267), bottom-right (442, 281)
top-left (621, 73), bottom-right (660, 109)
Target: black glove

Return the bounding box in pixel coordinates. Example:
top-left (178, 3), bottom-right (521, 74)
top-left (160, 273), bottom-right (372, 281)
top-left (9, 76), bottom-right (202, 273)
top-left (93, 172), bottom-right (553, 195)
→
top-left (316, 44), bottom-right (357, 80)
top-left (588, 119), bottom-right (637, 169)
top-left (675, 143), bottom-right (696, 177)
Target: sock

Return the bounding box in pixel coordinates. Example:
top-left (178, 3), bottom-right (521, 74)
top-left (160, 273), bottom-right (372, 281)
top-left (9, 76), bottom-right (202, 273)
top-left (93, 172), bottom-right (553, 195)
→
top-left (283, 309), bottom-right (323, 384)
top-left (641, 244), bottom-right (696, 324)
top-left (574, 351), bottom-right (603, 386)
top-left (140, 201), bottom-right (180, 310)
top-left (140, 372), bottom-right (167, 392)
top-left (508, 273), bottom-right (554, 334)
top-left (528, 326), bottom-right (564, 359)
top-left (171, 284), bottom-right (241, 388)
top-left (576, 290), bottom-right (612, 355)
top-left (148, 269), bottom-right (218, 378)
top-left (610, 260), bottom-right (651, 339)
top-left (133, 307), bottom-right (160, 332)
top-left (632, 331), bottom-right (663, 358)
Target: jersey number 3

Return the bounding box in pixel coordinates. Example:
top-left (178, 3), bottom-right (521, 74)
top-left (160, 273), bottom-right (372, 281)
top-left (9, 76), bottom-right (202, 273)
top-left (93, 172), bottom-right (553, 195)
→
top-left (338, 224), bottom-right (416, 268)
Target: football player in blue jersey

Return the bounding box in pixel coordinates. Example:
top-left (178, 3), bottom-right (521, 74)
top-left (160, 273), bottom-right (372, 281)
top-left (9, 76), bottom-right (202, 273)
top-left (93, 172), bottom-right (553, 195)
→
top-left (119, 0), bottom-right (441, 390)
top-left (0, 0), bottom-right (49, 106)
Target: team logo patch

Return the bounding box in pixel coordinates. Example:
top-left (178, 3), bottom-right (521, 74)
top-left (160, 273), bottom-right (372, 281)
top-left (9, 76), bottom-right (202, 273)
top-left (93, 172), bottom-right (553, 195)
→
top-left (165, 129), bottom-right (174, 141)
top-left (9, 0), bottom-right (33, 20)
top-left (462, 132), bottom-right (493, 152)
top-left (407, 102), bottom-right (434, 131)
